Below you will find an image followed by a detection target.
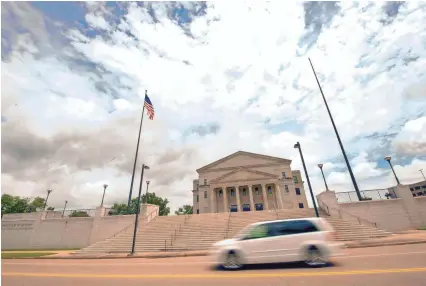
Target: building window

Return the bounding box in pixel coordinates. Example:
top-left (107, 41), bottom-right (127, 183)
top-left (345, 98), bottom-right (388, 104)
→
top-left (204, 191), bottom-right (207, 199)
top-left (282, 172), bottom-right (286, 178)
top-left (285, 185), bottom-right (289, 192)
top-left (204, 179), bottom-right (207, 185)
top-left (293, 176), bottom-right (299, 184)
top-left (298, 203), bottom-right (304, 209)
top-left (295, 188), bottom-right (301, 195)
top-left (231, 190), bottom-right (235, 197)
top-left (219, 190), bottom-right (223, 197)
top-left (267, 186), bottom-right (272, 195)
top-left (242, 189), bottom-right (247, 196)
top-left (196, 195), bottom-right (199, 202)
top-left (255, 187), bottom-right (260, 195)
top-left (196, 209), bottom-right (199, 214)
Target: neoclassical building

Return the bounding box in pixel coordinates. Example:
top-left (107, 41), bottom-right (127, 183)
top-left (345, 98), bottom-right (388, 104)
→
top-left (192, 151), bottom-right (308, 214)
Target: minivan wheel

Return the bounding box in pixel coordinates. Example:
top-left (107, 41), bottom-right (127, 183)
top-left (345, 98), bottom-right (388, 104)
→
top-left (222, 251), bottom-right (243, 270)
top-left (304, 246), bottom-right (328, 267)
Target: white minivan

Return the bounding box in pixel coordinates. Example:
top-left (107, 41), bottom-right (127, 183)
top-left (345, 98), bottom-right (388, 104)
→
top-left (210, 217), bottom-right (344, 270)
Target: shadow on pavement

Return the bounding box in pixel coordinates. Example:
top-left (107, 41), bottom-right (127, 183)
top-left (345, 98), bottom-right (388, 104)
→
top-left (210, 261), bottom-right (338, 271)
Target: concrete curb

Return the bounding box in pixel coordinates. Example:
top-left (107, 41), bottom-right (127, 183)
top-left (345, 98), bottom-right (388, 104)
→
top-left (346, 240), bottom-right (426, 249)
top-left (17, 240), bottom-right (425, 259)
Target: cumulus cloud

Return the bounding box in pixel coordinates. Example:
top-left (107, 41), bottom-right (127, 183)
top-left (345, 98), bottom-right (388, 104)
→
top-left (1, 2), bottom-right (426, 211)
top-left (393, 116), bottom-right (426, 156)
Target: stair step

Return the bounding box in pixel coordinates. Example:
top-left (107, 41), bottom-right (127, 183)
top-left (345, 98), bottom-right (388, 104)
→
top-left (78, 210), bottom-right (392, 254)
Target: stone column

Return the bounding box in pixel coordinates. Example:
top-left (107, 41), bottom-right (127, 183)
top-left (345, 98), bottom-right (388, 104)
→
top-left (262, 185), bottom-right (269, 210)
top-left (210, 189), bottom-right (216, 213)
top-left (222, 186), bottom-right (229, 212)
top-left (248, 185), bottom-right (255, 211)
top-left (275, 184), bottom-right (284, 209)
top-left (235, 186), bottom-right (241, 212)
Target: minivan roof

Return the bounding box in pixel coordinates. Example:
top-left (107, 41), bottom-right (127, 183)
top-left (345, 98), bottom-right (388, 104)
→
top-left (250, 217), bottom-right (324, 226)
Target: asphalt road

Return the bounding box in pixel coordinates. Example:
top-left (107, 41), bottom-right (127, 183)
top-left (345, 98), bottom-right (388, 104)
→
top-left (2, 244), bottom-right (426, 286)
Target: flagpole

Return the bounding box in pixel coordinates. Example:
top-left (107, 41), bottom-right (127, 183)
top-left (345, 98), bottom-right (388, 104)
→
top-left (127, 90), bottom-right (147, 209)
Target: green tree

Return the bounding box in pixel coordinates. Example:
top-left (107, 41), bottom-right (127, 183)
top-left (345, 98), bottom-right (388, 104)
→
top-left (175, 205), bottom-right (193, 215)
top-left (142, 192), bottom-right (170, 216)
top-left (108, 202), bottom-right (132, 215)
top-left (29, 197), bottom-right (46, 210)
top-left (109, 192), bottom-right (170, 216)
top-left (69, 210), bottom-right (89, 217)
top-left (1, 194), bottom-right (29, 214)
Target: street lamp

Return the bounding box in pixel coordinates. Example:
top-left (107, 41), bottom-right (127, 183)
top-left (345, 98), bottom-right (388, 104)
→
top-left (318, 164), bottom-right (329, 191)
top-left (62, 200), bottom-right (68, 217)
top-left (294, 142), bottom-right (319, 217)
top-left (384, 156), bottom-right (400, 185)
top-left (43, 189), bottom-right (52, 210)
top-left (420, 169), bottom-right (426, 180)
top-left (131, 164), bottom-right (150, 255)
top-left (100, 184), bottom-right (108, 207)
top-left (308, 58), bottom-right (362, 202)
top-left (145, 180), bottom-right (151, 203)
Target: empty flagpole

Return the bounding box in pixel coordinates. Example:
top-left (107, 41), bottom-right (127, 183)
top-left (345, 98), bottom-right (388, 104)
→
top-left (127, 90), bottom-right (148, 209)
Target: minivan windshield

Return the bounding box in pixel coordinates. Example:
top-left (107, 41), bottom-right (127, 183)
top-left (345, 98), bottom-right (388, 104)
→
top-left (233, 224), bottom-right (253, 239)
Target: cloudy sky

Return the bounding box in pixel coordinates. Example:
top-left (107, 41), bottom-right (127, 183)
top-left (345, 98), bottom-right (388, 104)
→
top-left (1, 1), bottom-right (426, 212)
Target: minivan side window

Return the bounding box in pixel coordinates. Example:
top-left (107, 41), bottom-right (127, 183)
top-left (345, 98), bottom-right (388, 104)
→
top-left (285, 220), bottom-right (318, 234)
top-left (267, 220), bottom-right (318, 237)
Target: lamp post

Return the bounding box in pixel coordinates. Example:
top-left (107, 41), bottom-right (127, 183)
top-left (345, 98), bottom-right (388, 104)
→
top-left (145, 181), bottom-right (151, 203)
top-left (43, 189), bottom-right (52, 210)
top-left (131, 164), bottom-right (150, 255)
top-left (384, 156), bottom-right (400, 185)
top-left (294, 142), bottom-right (319, 217)
top-left (420, 169), bottom-right (426, 180)
top-left (61, 200), bottom-right (68, 218)
top-left (308, 58), bottom-right (362, 202)
top-left (100, 184), bottom-right (108, 207)
top-left (318, 164), bottom-right (329, 191)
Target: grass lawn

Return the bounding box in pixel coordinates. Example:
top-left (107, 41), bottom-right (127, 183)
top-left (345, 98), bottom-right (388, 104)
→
top-left (1, 252), bottom-right (57, 259)
top-left (418, 226), bottom-right (426, 230)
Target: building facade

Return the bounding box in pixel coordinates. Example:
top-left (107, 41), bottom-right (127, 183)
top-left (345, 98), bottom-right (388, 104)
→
top-left (192, 151), bottom-right (308, 214)
top-left (408, 180), bottom-right (426, 197)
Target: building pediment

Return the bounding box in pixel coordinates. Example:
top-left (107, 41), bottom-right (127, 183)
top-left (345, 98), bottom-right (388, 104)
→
top-left (197, 151), bottom-right (291, 173)
top-left (210, 168), bottom-right (278, 184)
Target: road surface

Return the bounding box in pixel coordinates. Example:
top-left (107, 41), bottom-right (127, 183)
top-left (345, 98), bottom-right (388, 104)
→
top-left (2, 244), bottom-right (426, 286)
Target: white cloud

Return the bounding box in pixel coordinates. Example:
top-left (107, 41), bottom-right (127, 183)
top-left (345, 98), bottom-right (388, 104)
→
top-left (2, 2), bottom-right (426, 212)
top-left (393, 116), bottom-right (426, 156)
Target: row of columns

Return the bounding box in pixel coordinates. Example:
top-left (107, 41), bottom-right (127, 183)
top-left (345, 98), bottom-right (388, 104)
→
top-left (212, 184), bottom-right (284, 213)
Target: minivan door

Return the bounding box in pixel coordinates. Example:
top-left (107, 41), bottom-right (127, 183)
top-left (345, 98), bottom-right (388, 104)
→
top-left (271, 220), bottom-right (321, 262)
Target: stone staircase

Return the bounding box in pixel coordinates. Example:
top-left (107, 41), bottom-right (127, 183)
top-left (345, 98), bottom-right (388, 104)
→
top-left (76, 215), bottom-right (188, 254)
top-left (76, 208), bottom-right (392, 254)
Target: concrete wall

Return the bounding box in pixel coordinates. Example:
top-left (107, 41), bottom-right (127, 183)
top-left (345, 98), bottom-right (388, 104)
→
top-left (317, 185), bottom-right (426, 232)
top-left (415, 196), bottom-right (426, 219)
top-left (1, 204), bottom-right (159, 250)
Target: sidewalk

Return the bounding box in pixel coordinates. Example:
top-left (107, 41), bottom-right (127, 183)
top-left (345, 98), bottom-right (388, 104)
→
top-left (345, 230), bottom-right (426, 248)
top-left (19, 231), bottom-right (426, 259)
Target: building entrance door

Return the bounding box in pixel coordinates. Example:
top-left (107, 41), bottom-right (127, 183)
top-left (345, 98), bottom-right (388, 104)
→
top-left (242, 204), bottom-right (250, 211)
top-left (255, 203), bottom-right (264, 211)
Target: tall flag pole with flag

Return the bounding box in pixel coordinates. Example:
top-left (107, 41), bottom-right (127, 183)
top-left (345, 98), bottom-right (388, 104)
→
top-left (127, 90), bottom-right (155, 208)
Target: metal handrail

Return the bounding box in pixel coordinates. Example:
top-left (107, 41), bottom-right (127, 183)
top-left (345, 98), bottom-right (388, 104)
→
top-left (272, 203), bottom-right (279, 219)
top-left (109, 207), bottom-right (159, 239)
top-left (323, 202), bottom-right (378, 228)
top-left (224, 210), bottom-right (232, 239)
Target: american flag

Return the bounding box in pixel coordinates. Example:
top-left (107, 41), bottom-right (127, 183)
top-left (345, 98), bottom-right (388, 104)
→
top-left (144, 90), bottom-right (155, 120)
